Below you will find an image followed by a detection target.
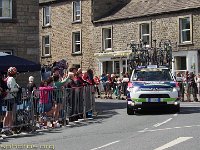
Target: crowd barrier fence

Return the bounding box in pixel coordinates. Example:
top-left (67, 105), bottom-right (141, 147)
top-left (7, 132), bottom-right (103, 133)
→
top-left (0, 85), bottom-right (95, 133)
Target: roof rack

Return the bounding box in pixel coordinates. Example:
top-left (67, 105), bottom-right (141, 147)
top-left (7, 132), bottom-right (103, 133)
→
top-left (128, 40), bottom-right (172, 70)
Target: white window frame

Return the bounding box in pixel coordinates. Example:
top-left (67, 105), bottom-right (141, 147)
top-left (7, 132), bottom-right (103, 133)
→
top-left (102, 27), bottom-right (112, 51)
top-left (72, 0), bottom-right (81, 22)
top-left (43, 6), bottom-right (51, 26)
top-left (42, 35), bottom-right (51, 56)
top-left (140, 23), bottom-right (150, 47)
top-left (179, 16), bottom-right (192, 44)
top-left (72, 31), bottom-right (81, 54)
top-left (0, 0), bottom-right (12, 19)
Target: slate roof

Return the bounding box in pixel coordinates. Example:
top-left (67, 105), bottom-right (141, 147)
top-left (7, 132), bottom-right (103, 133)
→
top-left (95, 0), bottom-right (200, 22)
top-left (39, 0), bottom-right (57, 4)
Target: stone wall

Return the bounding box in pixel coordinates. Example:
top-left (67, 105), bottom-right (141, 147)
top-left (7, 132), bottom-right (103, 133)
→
top-left (0, 0), bottom-right (40, 86)
top-left (0, 0), bottom-right (39, 63)
top-left (40, 0), bottom-right (95, 72)
top-left (94, 11), bottom-right (200, 53)
top-left (93, 10), bottom-right (200, 74)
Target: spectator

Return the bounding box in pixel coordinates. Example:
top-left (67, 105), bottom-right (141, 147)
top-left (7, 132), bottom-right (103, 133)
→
top-left (189, 72), bottom-right (198, 102)
top-left (77, 68), bottom-right (82, 74)
top-left (176, 72), bottom-right (184, 101)
top-left (38, 80), bottom-right (54, 127)
top-left (106, 74), bottom-right (113, 99)
top-left (82, 71), bottom-right (88, 82)
top-left (2, 67), bottom-right (19, 136)
top-left (196, 73), bottom-right (200, 98)
top-left (27, 76), bottom-right (37, 96)
top-left (184, 71), bottom-right (190, 102)
top-left (101, 73), bottom-right (108, 98)
top-left (111, 74), bottom-right (117, 96)
top-left (94, 76), bottom-right (100, 98)
top-left (69, 67), bottom-right (77, 74)
top-left (27, 76), bottom-right (38, 117)
top-left (77, 71), bottom-right (88, 86)
top-left (122, 74), bottom-right (129, 96)
top-left (64, 72), bottom-right (76, 88)
top-left (87, 69), bottom-right (95, 85)
top-left (0, 73), bottom-right (8, 128)
top-left (53, 74), bottom-right (70, 126)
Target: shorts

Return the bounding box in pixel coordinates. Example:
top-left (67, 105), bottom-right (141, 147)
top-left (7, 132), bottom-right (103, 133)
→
top-left (39, 103), bottom-right (52, 114)
top-left (6, 98), bottom-right (15, 111)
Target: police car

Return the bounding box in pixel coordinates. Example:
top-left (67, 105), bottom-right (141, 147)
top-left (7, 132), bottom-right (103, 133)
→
top-left (127, 65), bottom-right (180, 115)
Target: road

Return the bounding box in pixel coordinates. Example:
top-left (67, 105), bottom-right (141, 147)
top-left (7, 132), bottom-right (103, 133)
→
top-left (2, 99), bottom-right (200, 150)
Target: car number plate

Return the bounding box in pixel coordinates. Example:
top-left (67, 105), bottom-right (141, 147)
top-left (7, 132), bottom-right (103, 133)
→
top-left (150, 98), bottom-right (158, 102)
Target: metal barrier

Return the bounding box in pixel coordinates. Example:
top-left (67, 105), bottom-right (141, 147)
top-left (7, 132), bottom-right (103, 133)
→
top-left (0, 88), bottom-right (34, 133)
top-left (0, 85), bottom-right (95, 133)
top-left (31, 85), bottom-right (95, 129)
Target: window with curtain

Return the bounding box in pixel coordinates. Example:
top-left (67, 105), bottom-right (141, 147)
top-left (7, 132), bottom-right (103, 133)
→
top-left (0, 0), bottom-right (12, 18)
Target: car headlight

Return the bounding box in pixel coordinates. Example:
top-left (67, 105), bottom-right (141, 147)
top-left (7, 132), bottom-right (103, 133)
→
top-left (133, 87), bottom-right (140, 92)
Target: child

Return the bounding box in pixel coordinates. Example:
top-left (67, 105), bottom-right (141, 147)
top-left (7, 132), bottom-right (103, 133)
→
top-left (38, 80), bottom-right (54, 128)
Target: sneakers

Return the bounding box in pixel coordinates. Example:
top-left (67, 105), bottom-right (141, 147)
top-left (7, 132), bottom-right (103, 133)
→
top-left (1, 130), bottom-right (13, 136)
top-left (52, 121), bottom-right (62, 128)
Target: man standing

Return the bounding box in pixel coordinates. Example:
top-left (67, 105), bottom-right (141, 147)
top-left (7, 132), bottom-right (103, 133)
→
top-left (2, 67), bottom-right (19, 136)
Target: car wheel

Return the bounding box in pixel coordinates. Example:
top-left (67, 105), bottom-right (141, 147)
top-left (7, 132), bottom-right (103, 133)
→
top-left (173, 104), bottom-right (180, 113)
top-left (127, 104), bottom-right (135, 115)
top-left (176, 105), bottom-right (180, 113)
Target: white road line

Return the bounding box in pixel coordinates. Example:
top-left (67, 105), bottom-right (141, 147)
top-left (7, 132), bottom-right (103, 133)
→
top-left (90, 140), bottom-right (120, 150)
top-left (154, 137), bottom-right (193, 150)
top-left (153, 118), bottom-right (172, 127)
top-left (138, 124), bottom-right (200, 133)
top-left (173, 113), bottom-right (178, 117)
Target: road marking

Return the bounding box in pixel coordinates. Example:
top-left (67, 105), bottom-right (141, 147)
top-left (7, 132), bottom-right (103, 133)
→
top-left (154, 137), bottom-right (193, 150)
top-left (90, 140), bottom-right (120, 150)
top-left (173, 113), bottom-right (178, 117)
top-left (138, 124), bottom-right (200, 133)
top-left (153, 118), bottom-right (172, 127)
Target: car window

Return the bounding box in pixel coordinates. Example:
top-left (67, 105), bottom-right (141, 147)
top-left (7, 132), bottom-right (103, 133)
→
top-left (133, 69), bottom-right (172, 81)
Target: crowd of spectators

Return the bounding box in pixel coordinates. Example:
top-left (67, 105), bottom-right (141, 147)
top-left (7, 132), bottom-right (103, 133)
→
top-left (93, 72), bottom-right (130, 100)
top-left (176, 71), bottom-right (200, 102)
top-left (0, 65), bottom-right (96, 135)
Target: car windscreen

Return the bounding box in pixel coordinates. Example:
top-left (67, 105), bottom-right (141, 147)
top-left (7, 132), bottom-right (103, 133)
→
top-left (132, 69), bottom-right (172, 81)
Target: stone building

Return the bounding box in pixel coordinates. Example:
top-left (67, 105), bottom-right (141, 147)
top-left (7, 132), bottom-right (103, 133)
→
top-left (93, 0), bottom-right (200, 76)
top-left (0, 0), bottom-right (39, 63)
top-left (39, 0), bottom-right (200, 76)
top-left (0, 0), bottom-right (40, 86)
top-left (39, 0), bottom-right (95, 72)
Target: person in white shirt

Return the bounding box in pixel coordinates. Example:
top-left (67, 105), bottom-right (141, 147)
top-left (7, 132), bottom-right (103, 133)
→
top-left (122, 74), bottom-right (130, 96)
top-left (2, 67), bottom-right (19, 136)
top-left (196, 73), bottom-right (200, 97)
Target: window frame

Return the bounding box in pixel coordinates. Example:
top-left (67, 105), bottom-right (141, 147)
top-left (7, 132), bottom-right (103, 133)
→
top-left (0, 0), bottom-right (12, 19)
top-left (179, 15), bottom-right (193, 44)
top-left (72, 31), bottom-right (82, 54)
top-left (42, 35), bottom-right (51, 57)
top-left (102, 27), bottom-right (112, 51)
top-left (140, 23), bottom-right (150, 47)
top-left (43, 6), bottom-right (51, 27)
top-left (72, 0), bottom-right (81, 23)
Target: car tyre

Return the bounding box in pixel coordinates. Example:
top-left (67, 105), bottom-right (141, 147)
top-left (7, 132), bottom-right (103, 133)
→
top-left (127, 104), bottom-right (135, 115)
top-left (173, 104), bottom-right (180, 113)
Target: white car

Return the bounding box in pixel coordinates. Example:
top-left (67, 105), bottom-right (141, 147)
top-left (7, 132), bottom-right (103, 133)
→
top-left (127, 66), bottom-right (180, 115)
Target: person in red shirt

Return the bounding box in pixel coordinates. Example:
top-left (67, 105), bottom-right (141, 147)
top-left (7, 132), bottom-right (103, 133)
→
top-left (94, 76), bottom-right (100, 98)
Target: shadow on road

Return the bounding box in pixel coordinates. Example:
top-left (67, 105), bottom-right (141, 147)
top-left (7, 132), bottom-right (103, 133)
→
top-left (179, 106), bottom-right (200, 114)
top-left (95, 101), bottom-right (126, 112)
